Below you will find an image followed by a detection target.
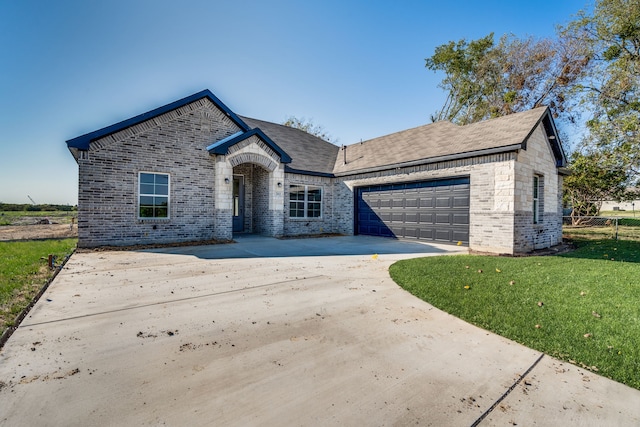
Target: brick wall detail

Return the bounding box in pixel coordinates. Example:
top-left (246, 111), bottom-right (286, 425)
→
top-left (76, 98), bottom-right (563, 255)
top-left (77, 99), bottom-right (241, 247)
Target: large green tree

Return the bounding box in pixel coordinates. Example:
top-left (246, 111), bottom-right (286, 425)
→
top-left (562, 0), bottom-right (640, 177)
top-left (425, 33), bottom-right (586, 125)
top-left (564, 151), bottom-right (631, 222)
top-left (425, 0), bottom-right (640, 217)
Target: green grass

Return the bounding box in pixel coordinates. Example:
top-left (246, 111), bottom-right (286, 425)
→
top-left (600, 210), bottom-right (640, 218)
top-left (564, 221), bottom-right (640, 241)
top-left (390, 239), bottom-right (640, 390)
top-left (0, 239), bottom-right (77, 334)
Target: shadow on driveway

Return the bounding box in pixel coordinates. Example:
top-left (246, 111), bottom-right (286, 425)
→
top-left (137, 235), bottom-right (467, 260)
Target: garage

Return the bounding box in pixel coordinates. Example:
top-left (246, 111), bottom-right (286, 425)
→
top-left (355, 177), bottom-right (470, 245)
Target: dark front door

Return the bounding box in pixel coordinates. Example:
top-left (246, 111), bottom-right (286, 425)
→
top-left (232, 176), bottom-right (244, 232)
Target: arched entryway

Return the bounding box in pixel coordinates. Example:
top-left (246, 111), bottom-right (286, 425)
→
top-left (227, 152), bottom-right (285, 238)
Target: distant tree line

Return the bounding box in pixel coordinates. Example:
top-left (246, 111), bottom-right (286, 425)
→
top-left (0, 203), bottom-right (77, 212)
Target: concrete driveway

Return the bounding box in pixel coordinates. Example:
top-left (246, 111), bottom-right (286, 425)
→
top-left (1, 235), bottom-right (639, 426)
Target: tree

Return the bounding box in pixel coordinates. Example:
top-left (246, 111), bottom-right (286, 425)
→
top-left (563, 151), bottom-right (631, 223)
top-left (425, 33), bottom-right (587, 126)
top-left (282, 116), bottom-right (337, 143)
top-left (424, 33), bottom-right (497, 124)
top-left (562, 0), bottom-right (640, 177)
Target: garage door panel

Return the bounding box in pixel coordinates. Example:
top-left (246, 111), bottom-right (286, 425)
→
top-left (405, 198), bottom-right (418, 207)
top-left (452, 213), bottom-right (469, 225)
top-left (419, 212), bottom-right (434, 223)
top-left (403, 227), bottom-right (419, 239)
top-left (435, 229), bottom-right (453, 241)
top-left (452, 229), bottom-right (469, 242)
top-left (453, 196), bottom-right (470, 207)
top-left (419, 197), bottom-right (434, 208)
top-left (405, 213), bottom-right (418, 223)
top-left (356, 177), bottom-right (470, 245)
top-left (435, 213), bottom-right (451, 224)
top-left (419, 228), bottom-right (435, 239)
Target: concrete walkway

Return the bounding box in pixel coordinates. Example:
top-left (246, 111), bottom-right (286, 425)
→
top-left (1, 235), bottom-right (639, 426)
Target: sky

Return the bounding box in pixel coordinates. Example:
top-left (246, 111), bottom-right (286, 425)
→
top-left (0, 0), bottom-right (589, 205)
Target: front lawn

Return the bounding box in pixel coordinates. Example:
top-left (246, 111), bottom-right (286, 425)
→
top-left (389, 239), bottom-right (640, 390)
top-left (0, 239), bottom-right (77, 335)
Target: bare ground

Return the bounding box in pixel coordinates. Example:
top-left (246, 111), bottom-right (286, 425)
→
top-left (0, 224), bottom-right (78, 241)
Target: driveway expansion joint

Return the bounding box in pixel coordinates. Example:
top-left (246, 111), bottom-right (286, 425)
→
top-left (470, 353), bottom-right (545, 426)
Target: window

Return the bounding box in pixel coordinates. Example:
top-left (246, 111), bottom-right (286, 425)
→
top-left (139, 172), bottom-right (169, 218)
top-left (533, 175), bottom-right (540, 224)
top-left (289, 185), bottom-right (322, 218)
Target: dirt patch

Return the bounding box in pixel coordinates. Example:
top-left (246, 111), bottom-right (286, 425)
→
top-left (0, 224), bottom-right (78, 241)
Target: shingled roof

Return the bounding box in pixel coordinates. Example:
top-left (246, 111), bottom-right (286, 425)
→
top-left (332, 107), bottom-right (564, 175)
top-left (66, 89), bottom-right (564, 178)
top-left (240, 116), bottom-right (340, 176)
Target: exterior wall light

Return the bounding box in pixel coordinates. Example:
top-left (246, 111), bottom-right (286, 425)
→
top-left (224, 177), bottom-right (230, 184)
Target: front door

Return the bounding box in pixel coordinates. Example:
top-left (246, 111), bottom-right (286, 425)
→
top-left (232, 175), bottom-right (244, 232)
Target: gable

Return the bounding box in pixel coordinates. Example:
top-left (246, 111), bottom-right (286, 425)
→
top-left (207, 128), bottom-right (292, 164)
top-left (66, 90), bottom-right (250, 159)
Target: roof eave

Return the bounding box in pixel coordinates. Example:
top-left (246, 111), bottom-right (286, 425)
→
top-left (521, 107), bottom-right (566, 167)
top-left (66, 89), bottom-right (251, 150)
top-left (541, 112), bottom-right (568, 167)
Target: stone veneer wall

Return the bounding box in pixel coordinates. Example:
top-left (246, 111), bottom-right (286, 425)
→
top-left (76, 99), bottom-right (241, 247)
top-left (513, 125), bottom-right (563, 252)
top-left (224, 134), bottom-right (285, 238)
top-left (338, 153), bottom-right (519, 254)
top-left (336, 123), bottom-right (563, 254)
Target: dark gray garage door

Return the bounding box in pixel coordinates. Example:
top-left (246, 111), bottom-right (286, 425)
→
top-left (355, 177), bottom-right (470, 244)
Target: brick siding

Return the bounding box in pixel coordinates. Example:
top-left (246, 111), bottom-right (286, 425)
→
top-left (77, 99), bottom-right (240, 247)
top-left (75, 98), bottom-right (562, 255)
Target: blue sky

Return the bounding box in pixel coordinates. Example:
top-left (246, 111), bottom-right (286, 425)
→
top-left (0, 0), bottom-right (588, 205)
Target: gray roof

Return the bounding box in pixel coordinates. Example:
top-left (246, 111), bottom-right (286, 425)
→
top-left (240, 116), bottom-right (340, 175)
top-left (68, 89), bottom-right (561, 177)
top-left (332, 107), bottom-right (554, 175)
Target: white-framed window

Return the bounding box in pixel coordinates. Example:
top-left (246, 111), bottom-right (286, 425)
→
top-left (533, 175), bottom-right (541, 224)
top-left (289, 185), bottom-right (322, 218)
top-left (139, 172), bottom-right (170, 218)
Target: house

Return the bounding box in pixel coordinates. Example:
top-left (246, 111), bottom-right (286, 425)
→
top-left (66, 89), bottom-right (567, 254)
top-left (600, 193), bottom-right (640, 214)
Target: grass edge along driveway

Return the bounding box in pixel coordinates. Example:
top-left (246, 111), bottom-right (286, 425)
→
top-left (390, 239), bottom-right (640, 391)
top-left (0, 239), bottom-right (77, 334)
